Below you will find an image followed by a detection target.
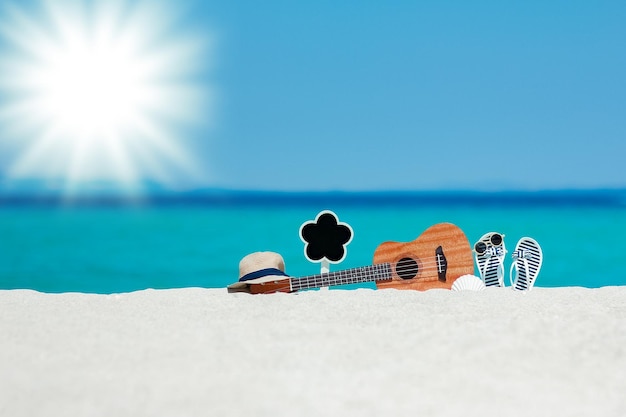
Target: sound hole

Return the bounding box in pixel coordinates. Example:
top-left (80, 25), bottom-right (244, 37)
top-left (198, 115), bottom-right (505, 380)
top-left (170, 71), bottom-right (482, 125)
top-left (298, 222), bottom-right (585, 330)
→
top-left (396, 257), bottom-right (418, 280)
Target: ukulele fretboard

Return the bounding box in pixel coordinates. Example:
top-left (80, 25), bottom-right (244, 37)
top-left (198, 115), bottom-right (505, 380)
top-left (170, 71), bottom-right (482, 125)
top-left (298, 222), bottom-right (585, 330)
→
top-left (291, 263), bottom-right (392, 291)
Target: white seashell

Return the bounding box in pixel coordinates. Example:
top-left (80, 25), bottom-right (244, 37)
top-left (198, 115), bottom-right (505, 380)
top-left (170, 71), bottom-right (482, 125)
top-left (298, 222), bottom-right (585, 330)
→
top-left (451, 274), bottom-right (486, 291)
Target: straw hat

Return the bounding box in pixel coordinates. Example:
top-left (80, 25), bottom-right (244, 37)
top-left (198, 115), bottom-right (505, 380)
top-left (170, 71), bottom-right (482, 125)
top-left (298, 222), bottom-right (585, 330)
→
top-left (227, 251), bottom-right (289, 292)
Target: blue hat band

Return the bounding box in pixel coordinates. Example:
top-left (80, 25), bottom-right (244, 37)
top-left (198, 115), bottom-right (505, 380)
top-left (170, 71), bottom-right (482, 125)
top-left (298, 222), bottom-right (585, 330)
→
top-left (239, 268), bottom-right (288, 282)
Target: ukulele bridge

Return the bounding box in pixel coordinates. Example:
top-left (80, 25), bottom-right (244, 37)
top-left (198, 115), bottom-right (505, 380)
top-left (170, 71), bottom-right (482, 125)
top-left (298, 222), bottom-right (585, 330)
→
top-left (436, 245), bottom-right (447, 282)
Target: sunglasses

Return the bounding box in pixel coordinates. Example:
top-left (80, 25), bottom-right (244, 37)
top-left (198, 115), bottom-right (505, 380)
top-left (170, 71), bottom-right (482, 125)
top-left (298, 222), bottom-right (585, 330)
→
top-left (474, 233), bottom-right (504, 255)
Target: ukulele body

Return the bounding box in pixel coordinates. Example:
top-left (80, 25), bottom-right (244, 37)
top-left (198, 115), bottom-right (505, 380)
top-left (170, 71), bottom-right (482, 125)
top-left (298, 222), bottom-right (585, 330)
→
top-left (373, 222), bottom-right (474, 291)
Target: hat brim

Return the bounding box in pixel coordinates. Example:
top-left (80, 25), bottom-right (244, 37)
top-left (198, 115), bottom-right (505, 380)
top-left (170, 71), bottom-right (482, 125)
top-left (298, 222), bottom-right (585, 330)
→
top-left (227, 274), bottom-right (291, 292)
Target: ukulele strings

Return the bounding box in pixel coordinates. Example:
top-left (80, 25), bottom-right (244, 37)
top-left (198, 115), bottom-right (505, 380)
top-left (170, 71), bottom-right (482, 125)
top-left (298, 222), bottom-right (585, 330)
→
top-left (295, 255), bottom-right (452, 284)
top-left (293, 264), bottom-right (444, 289)
top-left (256, 254), bottom-right (460, 293)
top-left (392, 260), bottom-right (448, 275)
top-left (379, 255), bottom-right (451, 276)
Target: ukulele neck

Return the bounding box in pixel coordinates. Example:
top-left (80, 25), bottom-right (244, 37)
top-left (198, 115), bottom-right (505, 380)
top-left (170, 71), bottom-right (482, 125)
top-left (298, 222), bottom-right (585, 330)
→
top-left (291, 263), bottom-right (392, 291)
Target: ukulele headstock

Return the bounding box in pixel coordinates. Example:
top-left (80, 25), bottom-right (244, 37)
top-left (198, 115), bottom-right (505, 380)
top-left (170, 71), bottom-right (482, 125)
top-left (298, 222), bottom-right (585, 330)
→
top-left (248, 279), bottom-right (292, 294)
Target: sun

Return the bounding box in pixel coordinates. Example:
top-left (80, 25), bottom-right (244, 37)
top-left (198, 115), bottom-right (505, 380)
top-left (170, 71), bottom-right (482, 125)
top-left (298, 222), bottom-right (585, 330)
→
top-left (0, 0), bottom-right (211, 192)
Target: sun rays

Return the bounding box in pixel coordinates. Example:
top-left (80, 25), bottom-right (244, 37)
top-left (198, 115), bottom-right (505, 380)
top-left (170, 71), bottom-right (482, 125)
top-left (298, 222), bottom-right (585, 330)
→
top-left (0, 0), bottom-right (212, 193)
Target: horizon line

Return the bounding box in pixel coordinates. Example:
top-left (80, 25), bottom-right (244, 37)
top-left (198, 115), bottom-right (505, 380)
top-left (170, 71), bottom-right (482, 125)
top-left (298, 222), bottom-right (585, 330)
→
top-left (1, 187), bottom-right (625, 207)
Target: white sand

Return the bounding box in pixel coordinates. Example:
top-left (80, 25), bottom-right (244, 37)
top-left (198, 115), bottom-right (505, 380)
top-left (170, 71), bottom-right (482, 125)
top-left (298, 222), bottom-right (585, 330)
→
top-left (1, 287), bottom-right (625, 416)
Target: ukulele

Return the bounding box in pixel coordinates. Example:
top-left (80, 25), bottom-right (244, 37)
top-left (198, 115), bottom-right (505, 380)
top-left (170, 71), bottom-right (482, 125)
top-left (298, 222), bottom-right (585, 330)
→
top-left (248, 222), bottom-right (474, 294)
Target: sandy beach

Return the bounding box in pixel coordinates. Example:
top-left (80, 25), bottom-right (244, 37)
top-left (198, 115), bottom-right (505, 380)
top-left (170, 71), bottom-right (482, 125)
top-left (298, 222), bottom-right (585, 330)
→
top-left (1, 286), bottom-right (625, 416)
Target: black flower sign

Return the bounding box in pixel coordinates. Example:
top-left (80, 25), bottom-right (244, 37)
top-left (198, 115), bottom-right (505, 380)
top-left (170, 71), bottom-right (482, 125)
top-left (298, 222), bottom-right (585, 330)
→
top-left (299, 210), bottom-right (353, 263)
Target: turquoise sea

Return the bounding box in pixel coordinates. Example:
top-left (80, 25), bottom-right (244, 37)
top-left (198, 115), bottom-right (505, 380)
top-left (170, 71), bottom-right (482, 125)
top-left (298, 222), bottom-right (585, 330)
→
top-left (1, 190), bottom-right (625, 293)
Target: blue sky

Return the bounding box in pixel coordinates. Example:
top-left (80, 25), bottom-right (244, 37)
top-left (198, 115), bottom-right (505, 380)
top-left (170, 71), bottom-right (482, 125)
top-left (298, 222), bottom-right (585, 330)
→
top-left (1, 0), bottom-right (625, 192)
